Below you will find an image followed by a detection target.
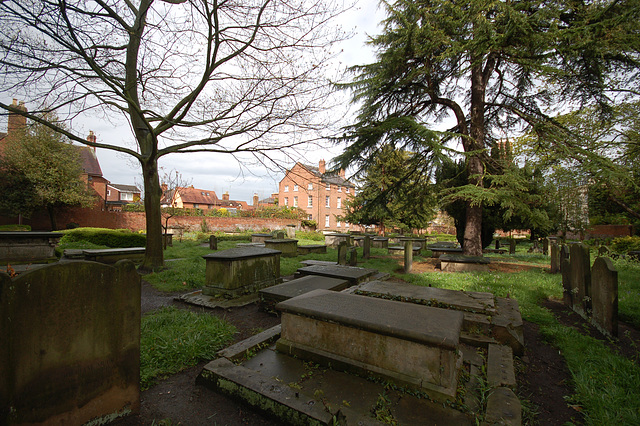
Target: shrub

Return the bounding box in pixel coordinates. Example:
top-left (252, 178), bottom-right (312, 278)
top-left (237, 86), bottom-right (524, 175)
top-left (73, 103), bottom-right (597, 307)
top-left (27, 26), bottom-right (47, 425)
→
top-left (611, 236), bottom-right (640, 254)
top-left (296, 230), bottom-right (324, 241)
top-left (123, 203), bottom-right (145, 212)
top-left (60, 227), bottom-right (146, 248)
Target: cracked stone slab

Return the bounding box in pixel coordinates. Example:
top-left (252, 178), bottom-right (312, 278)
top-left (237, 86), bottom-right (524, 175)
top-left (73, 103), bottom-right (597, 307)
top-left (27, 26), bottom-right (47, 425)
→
top-left (177, 291), bottom-right (259, 308)
top-left (487, 344), bottom-right (516, 389)
top-left (483, 387), bottom-right (521, 426)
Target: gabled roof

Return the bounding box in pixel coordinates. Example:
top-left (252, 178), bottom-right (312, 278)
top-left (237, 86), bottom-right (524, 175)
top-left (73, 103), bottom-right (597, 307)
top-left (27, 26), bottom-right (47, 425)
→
top-left (178, 187), bottom-right (218, 205)
top-left (78, 146), bottom-right (103, 177)
top-left (296, 163), bottom-right (354, 188)
top-left (108, 184), bottom-right (139, 193)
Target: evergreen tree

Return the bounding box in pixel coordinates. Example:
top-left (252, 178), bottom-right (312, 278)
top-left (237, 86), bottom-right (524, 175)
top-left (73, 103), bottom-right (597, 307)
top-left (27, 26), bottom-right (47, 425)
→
top-left (336, 0), bottom-right (640, 255)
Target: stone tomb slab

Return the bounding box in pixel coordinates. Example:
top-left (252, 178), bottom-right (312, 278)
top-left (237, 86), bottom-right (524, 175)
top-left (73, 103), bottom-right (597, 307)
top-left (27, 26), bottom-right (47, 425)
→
top-left (276, 289), bottom-right (463, 400)
top-left (259, 275), bottom-right (350, 310)
top-left (355, 281), bottom-right (524, 355)
top-left (296, 264), bottom-right (377, 285)
top-left (0, 231), bottom-right (62, 264)
top-left (296, 244), bottom-right (327, 255)
top-left (264, 238), bottom-right (298, 257)
top-left (202, 247), bottom-right (281, 297)
top-left (439, 254), bottom-right (490, 272)
top-left (82, 247), bottom-right (145, 264)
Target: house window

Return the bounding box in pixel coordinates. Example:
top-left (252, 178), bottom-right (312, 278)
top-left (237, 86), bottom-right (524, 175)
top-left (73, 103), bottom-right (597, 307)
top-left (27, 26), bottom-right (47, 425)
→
top-left (308, 183), bottom-right (313, 190)
top-left (107, 189), bottom-right (111, 196)
top-left (337, 220), bottom-right (342, 227)
top-left (308, 196), bottom-right (313, 207)
top-left (193, 204), bottom-right (199, 209)
top-left (346, 187), bottom-right (350, 193)
top-left (308, 214), bottom-right (313, 220)
top-left (293, 196), bottom-right (298, 207)
top-left (325, 196), bottom-right (330, 207)
top-left (325, 215), bottom-right (330, 227)
top-left (294, 184), bottom-right (298, 192)
top-left (326, 183), bottom-right (330, 191)
top-left (284, 197), bottom-right (289, 206)
top-left (337, 197), bottom-right (341, 209)
top-left (337, 186), bottom-right (342, 192)
top-left (121, 192), bottom-right (133, 201)
top-left (284, 185), bottom-right (289, 192)
top-left (345, 222), bottom-right (350, 228)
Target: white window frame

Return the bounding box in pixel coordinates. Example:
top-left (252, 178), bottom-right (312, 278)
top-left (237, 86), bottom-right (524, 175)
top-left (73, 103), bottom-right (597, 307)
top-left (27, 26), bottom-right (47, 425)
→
top-left (326, 183), bottom-right (330, 191)
top-left (337, 197), bottom-right (341, 209)
top-left (121, 192), bottom-right (133, 201)
top-left (284, 185), bottom-right (289, 192)
top-left (284, 197), bottom-right (288, 206)
top-left (293, 196), bottom-right (298, 207)
top-left (308, 183), bottom-right (313, 190)
top-left (337, 186), bottom-right (342, 192)
top-left (337, 220), bottom-right (342, 227)
top-left (325, 215), bottom-right (330, 227)
top-left (293, 184), bottom-right (299, 192)
top-left (308, 195), bottom-right (313, 207)
top-left (325, 196), bottom-right (330, 207)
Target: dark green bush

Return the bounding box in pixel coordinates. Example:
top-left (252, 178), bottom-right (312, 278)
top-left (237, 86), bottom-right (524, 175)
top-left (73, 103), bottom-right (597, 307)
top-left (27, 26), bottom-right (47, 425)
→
top-left (0, 224), bottom-right (31, 231)
top-left (60, 227), bottom-right (146, 248)
top-left (611, 236), bottom-right (640, 254)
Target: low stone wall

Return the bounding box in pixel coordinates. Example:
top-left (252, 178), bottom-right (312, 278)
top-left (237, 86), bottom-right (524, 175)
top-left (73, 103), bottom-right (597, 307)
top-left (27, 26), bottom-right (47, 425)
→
top-left (0, 261), bottom-right (141, 424)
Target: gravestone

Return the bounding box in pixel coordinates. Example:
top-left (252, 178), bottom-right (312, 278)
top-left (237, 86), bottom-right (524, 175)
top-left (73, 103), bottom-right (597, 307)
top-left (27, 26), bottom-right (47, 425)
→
top-left (591, 257), bottom-right (618, 337)
top-left (404, 240), bottom-right (413, 273)
top-left (275, 231), bottom-right (286, 240)
top-left (363, 235), bottom-right (371, 259)
top-left (209, 235), bottom-right (218, 250)
top-left (286, 225), bottom-right (296, 239)
top-left (337, 241), bottom-right (348, 265)
top-left (495, 239), bottom-right (501, 250)
top-left (0, 261), bottom-right (140, 424)
top-left (569, 243), bottom-right (591, 316)
top-left (372, 237), bottom-right (389, 249)
top-left (251, 233), bottom-right (273, 244)
top-left (543, 238), bottom-right (549, 255)
top-left (561, 258), bottom-right (573, 307)
top-left (348, 247), bottom-right (358, 266)
top-left (559, 245), bottom-right (570, 272)
top-left (509, 239), bottom-right (516, 255)
top-left (550, 243), bottom-right (560, 274)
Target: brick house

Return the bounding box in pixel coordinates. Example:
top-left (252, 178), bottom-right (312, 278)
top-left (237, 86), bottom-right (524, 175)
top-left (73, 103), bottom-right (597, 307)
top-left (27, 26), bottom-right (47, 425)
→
top-left (106, 184), bottom-right (141, 211)
top-left (278, 160), bottom-right (358, 231)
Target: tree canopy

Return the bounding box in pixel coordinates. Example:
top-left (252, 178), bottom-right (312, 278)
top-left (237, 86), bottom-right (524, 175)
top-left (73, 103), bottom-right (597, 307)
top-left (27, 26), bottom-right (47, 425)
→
top-left (335, 0), bottom-right (640, 255)
top-left (0, 0), bottom-right (346, 269)
top-left (0, 114), bottom-right (95, 229)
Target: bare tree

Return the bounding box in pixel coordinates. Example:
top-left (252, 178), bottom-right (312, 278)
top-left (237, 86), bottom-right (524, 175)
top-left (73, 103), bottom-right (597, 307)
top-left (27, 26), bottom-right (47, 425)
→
top-left (0, 0), bottom-right (347, 270)
top-left (159, 168), bottom-right (191, 245)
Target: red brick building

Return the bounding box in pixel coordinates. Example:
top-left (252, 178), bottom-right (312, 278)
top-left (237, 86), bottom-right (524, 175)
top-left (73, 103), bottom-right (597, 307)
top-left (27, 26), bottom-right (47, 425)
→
top-left (277, 160), bottom-right (358, 231)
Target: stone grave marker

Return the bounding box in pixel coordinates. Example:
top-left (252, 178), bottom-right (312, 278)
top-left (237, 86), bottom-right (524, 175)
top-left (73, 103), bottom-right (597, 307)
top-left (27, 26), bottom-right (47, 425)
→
top-left (559, 245), bottom-right (570, 272)
top-left (509, 239), bottom-right (516, 255)
top-left (337, 241), bottom-right (348, 265)
top-left (404, 240), bottom-right (413, 273)
top-left (275, 231), bottom-right (286, 239)
top-left (561, 258), bottom-right (572, 307)
top-left (543, 238), bottom-right (549, 255)
top-left (363, 235), bottom-right (371, 259)
top-left (569, 243), bottom-right (591, 316)
top-left (209, 234), bottom-right (218, 250)
top-left (550, 243), bottom-right (560, 274)
top-left (591, 257), bottom-right (618, 337)
top-left (495, 239), bottom-right (501, 250)
top-left (348, 247), bottom-right (358, 266)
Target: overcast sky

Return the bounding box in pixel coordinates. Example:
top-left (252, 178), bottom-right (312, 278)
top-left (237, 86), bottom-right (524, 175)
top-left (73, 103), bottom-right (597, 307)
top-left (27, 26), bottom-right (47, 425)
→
top-left (69, 0), bottom-right (387, 204)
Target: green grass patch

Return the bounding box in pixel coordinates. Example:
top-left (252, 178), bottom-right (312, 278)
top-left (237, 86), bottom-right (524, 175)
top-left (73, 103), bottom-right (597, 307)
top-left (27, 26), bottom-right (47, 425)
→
top-left (145, 258), bottom-right (206, 292)
top-left (140, 307), bottom-right (236, 390)
top-left (615, 258), bottom-right (640, 328)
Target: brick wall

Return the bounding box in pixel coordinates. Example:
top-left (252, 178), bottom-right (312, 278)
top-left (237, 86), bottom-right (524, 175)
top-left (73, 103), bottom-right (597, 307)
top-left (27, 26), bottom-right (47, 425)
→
top-left (0, 206), bottom-right (299, 233)
top-left (588, 224), bottom-right (634, 238)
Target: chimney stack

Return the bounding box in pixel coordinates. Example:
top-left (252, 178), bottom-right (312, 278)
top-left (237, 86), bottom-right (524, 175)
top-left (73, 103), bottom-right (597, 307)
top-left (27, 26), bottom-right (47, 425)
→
top-left (87, 130), bottom-right (97, 152)
top-left (319, 159), bottom-right (325, 174)
top-left (7, 98), bottom-right (27, 136)
top-left (223, 191), bottom-right (230, 201)
top-left (253, 194), bottom-right (259, 206)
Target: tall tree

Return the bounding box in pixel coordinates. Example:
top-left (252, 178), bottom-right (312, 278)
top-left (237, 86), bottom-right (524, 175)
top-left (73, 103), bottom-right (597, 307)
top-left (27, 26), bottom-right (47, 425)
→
top-left (0, 114), bottom-right (95, 229)
top-left (342, 146), bottom-right (437, 234)
top-left (335, 0), bottom-right (640, 256)
top-left (0, 0), bottom-right (345, 270)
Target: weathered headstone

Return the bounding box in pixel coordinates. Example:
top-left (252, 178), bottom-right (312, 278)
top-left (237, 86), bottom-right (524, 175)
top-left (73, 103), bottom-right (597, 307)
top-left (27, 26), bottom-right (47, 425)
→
top-left (543, 238), bottom-right (549, 255)
top-left (495, 239), bottom-right (501, 250)
top-left (559, 245), bottom-right (570, 272)
top-left (561, 258), bottom-right (572, 307)
top-left (363, 235), bottom-right (371, 259)
top-left (275, 231), bottom-right (286, 240)
top-left (569, 243), bottom-right (591, 316)
top-left (550, 243), bottom-right (560, 274)
top-left (404, 240), bottom-right (413, 273)
top-left (337, 241), bottom-right (348, 265)
top-left (509, 239), bottom-right (516, 255)
top-left (591, 257), bottom-right (618, 337)
top-left (209, 234), bottom-right (218, 250)
top-left (286, 225), bottom-right (296, 239)
top-left (348, 247), bottom-right (358, 266)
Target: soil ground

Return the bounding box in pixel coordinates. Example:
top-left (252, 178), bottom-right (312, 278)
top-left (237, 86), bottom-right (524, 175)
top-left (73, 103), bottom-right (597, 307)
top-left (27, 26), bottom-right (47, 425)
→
top-left (115, 261), bottom-right (640, 426)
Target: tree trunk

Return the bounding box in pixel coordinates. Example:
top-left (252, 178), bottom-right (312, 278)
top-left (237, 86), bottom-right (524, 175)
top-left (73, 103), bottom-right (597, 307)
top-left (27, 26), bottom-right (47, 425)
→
top-left (47, 205), bottom-right (57, 231)
top-left (140, 158), bottom-right (164, 271)
top-left (463, 57), bottom-right (487, 257)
